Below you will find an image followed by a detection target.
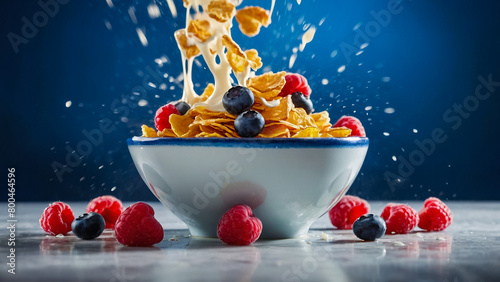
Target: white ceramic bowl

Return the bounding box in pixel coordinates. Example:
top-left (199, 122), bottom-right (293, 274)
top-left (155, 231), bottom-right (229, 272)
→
top-left (128, 137), bottom-right (369, 239)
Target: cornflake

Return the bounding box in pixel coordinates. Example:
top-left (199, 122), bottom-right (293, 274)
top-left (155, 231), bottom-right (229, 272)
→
top-left (248, 71), bottom-right (286, 101)
top-left (187, 19), bottom-right (212, 42)
top-left (235, 6), bottom-right (270, 37)
top-left (222, 35), bottom-right (247, 73)
top-left (142, 125), bottom-right (157, 138)
top-left (174, 29), bottom-right (200, 59)
top-left (245, 49), bottom-right (262, 70)
top-left (207, 0), bottom-right (235, 23)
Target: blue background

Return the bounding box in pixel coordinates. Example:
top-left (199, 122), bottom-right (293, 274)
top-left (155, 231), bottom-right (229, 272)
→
top-left (1, 0), bottom-right (499, 202)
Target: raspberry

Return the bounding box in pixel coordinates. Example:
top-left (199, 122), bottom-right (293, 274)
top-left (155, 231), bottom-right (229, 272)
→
top-left (381, 203), bottom-right (418, 234)
top-left (154, 103), bottom-right (180, 131)
top-left (329, 195), bottom-right (370, 229)
top-left (217, 205), bottom-right (262, 245)
top-left (40, 202), bottom-right (75, 236)
top-left (114, 202), bottom-right (164, 247)
top-left (423, 197), bottom-right (445, 208)
top-left (333, 116), bottom-right (366, 137)
top-left (418, 197), bottom-right (452, 231)
top-left (278, 73), bottom-right (312, 98)
top-left (86, 195), bottom-right (124, 229)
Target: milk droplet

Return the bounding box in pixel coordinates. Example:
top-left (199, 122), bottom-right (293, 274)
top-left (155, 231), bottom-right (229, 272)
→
top-left (136, 28), bottom-right (148, 47)
top-left (384, 107), bottom-right (395, 114)
top-left (337, 65), bottom-right (346, 73)
top-left (148, 3), bottom-right (161, 19)
top-left (106, 0), bottom-right (114, 8)
top-left (65, 101), bottom-right (72, 108)
top-left (166, 0), bottom-right (178, 18)
top-left (299, 26), bottom-right (316, 52)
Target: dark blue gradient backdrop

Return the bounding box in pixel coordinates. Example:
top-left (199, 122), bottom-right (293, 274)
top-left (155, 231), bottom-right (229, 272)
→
top-left (1, 0), bottom-right (499, 202)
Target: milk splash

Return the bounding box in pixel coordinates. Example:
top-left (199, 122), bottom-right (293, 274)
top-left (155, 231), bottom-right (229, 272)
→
top-left (175, 0), bottom-right (276, 112)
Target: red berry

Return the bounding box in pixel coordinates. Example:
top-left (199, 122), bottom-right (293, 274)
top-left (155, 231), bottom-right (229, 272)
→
top-left (86, 195), bottom-right (124, 229)
top-left (217, 205), bottom-right (262, 245)
top-left (329, 195), bottom-right (370, 229)
top-left (423, 197), bottom-right (445, 208)
top-left (114, 202), bottom-right (164, 247)
top-left (154, 103), bottom-right (180, 131)
top-left (333, 116), bottom-right (366, 137)
top-left (40, 202), bottom-right (75, 236)
top-left (279, 73), bottom-right (312, 98)
top-left (381, 203), bottom-right (418, 234)
top-left (418, 197), bottom-right (452, 231)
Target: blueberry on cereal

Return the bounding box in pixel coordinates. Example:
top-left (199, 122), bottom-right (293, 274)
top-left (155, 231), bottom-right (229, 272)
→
top-left (234, 110), bottom-right (264, 137)
top-left (174, 101), bottom-right (191, 115)
top-left (222, 86), bottom-right (255, 115)
top-left (291, 92), bottom-right (313, 114)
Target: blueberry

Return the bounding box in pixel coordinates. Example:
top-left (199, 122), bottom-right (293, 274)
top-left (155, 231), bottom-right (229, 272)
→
top-left (290, 92), bottom-right (313, 114)
top-left (71, 212), bottom-right (105, 240)
top-left (174, 101), bottom-right (191, 115)
top-left (234, 110), bottom-right (265, 137)
top-left (352, 214), bottom-right (386, 241)
top-left (222, 86), bottom-right (255, 115)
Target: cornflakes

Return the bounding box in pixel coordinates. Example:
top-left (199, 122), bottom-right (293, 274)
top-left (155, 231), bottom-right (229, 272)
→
top-left (235, 6), bottom-right (270, 37)
top-left (292, 127), bottom-right (320, 138)
top-left (187, 19), bottom-right (212, 42)
top-left (248, 71), bottom-right (286, 101)
top-left (207, 0), bottom-right (235, 23)
top-left (140, 1), bottom-right (362, 140)
top-left (142, 125), bottom-right (157, 138)
top-left (174, 29), bottom-right (201, 59)
top-left (222, 35), bottom-right (247, 73)
top-left (244, 49), bottom-right (262, 71)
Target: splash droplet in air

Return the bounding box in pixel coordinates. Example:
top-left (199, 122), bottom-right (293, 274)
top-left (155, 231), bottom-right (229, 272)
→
top-left (65, 101), bottom-right (72, 108)
top-left (136, 28), bottom-right (148, 47)
top-left (148, 3), bottom-right (161, 19)
top-left (384, 107), bottom-right (395, 114)
top-left (337, 65), bottom-right (346, 73)
top-left (299, 26), bottom-right (316, 52)
top-left (106, 0), bottom-right (114, 8)
top-left (128, 7), bottom-right (137, 24)
top-left (166, 0), bottom-right (177, 18)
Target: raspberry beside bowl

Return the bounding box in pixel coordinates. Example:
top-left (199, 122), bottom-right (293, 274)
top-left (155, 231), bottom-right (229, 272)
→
top-left (127, 136), bottom-right (369, 239)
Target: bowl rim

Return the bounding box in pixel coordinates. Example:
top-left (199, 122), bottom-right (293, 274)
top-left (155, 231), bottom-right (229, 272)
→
top-left (127, 136), bottom-right (369, 148)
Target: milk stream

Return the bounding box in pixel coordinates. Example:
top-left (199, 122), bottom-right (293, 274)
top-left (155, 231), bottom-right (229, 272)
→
top-left (176, 0), bottom-right (276, 112)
